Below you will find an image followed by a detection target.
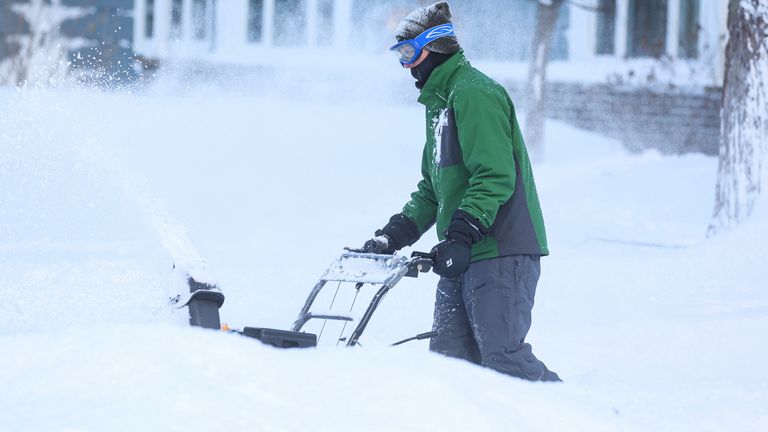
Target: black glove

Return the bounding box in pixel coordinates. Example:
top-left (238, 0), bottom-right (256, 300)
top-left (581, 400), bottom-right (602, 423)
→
top-left (431, 210), bottom-right (487, 278)
top-left (361, 236), bottom-right (392, 254)
top-left (362, 214), bottom-right (420, 254)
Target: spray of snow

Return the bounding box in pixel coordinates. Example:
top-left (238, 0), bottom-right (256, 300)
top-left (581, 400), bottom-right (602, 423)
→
top-left (0, 0), bottom-right (91, 87)
top-left (432, 108), bottom-right (449, 167)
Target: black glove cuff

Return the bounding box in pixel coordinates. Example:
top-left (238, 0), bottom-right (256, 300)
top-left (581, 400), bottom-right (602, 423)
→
top-left (446, 210), bottom-right (488, 246)
top-left (376, 214), bottom-right (421, 251)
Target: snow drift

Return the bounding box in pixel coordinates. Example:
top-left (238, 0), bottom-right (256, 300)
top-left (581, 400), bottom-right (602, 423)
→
top-left (0, 83), bottom-right (766, 431)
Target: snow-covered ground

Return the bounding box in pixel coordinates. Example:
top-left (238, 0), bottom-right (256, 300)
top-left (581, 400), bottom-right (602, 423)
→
top-left (0, 78), bottom-right (766, 431)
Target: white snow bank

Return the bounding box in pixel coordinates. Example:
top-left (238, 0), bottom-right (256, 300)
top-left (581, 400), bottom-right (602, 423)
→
top-left (1, 86), bottom-right (766, 431)
top-left (0, 324), bottom-right (634, 432)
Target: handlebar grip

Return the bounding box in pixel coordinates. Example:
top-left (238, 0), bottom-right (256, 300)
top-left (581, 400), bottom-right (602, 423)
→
top-left (410, 251), bottom-right (435, 260)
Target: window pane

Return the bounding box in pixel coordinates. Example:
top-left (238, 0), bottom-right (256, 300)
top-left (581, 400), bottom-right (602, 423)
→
top-left (170, 0), bottom-right (183, 39)
top-left (678, 0), bottom-right (699, 58)
top-left (193, 0), bottom-right (207, 40)
top-left (274, 0), bottom-right (306, 47)
top-left (595, 0), bottom-right (615, 55)
top-left (317, 0), bottom-right (334, 46)
top-left (627, 0), bottom-right (667, 58)
top-left (145, 0), bottom-right (155, 38)
top-left (248, 0), bottom-right (264, 43)
top-left (210, 0), bottom-right (217, 45)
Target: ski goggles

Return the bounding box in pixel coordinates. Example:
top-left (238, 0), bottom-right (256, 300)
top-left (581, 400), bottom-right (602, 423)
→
top-left (389, 23), bottom-right (455, 65)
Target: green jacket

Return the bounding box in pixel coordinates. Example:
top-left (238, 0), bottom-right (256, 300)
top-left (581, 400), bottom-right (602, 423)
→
top-left (402, 51), bottom-right (549, 260)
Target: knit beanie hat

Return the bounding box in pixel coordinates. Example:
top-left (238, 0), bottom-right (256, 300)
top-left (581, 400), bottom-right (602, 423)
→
top-left (394, 1), bottom-right (460, 55)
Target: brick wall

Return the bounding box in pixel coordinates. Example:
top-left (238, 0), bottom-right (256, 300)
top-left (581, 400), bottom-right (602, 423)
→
top-left (506, 81), bottom-right (722, 156)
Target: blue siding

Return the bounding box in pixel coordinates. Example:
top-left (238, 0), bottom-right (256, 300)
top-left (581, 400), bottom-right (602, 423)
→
top-left (60, 13), bottom-right (133, 40)
top-left (61, 0), bottom-right (134, 8)
top-left (0, 1), bottom-right (29, 59)
top-left (62, 1), bottom-right (136, 83)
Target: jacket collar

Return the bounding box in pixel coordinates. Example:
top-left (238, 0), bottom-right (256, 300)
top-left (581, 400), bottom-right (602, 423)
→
top-left (417, 50), bottom-right (468, 108)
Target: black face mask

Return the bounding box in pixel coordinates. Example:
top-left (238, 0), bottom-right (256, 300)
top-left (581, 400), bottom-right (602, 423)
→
top-left (410, 52), bottom-right (453, 90)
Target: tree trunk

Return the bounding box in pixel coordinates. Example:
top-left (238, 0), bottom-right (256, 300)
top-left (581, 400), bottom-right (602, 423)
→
top-left (708, 0), bottom-right (768, 235)
top-left (524, 0), bottom-right (564, 161)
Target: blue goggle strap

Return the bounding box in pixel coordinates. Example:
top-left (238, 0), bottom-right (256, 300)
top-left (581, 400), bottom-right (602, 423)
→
top-left (389, 23), bottom-right (455, 54)
top-left (412, 23), bottom-right (455, 50)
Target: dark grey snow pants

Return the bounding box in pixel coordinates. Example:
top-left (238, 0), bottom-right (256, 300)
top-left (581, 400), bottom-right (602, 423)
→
top-left (429, 255), bottom-right (560, 382)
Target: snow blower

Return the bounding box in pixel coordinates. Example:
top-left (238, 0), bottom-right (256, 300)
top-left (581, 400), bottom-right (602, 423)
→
top-left (173, 251), bottom-right (435, 349)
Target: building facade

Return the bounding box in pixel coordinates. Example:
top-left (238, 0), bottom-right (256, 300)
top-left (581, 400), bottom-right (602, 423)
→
top-left (133, 0), bottom-right (354, 65)
top-left (567, 0), bottom-right (727, 86)
top-left (132, 0), bottom-right (727, 83)
top-left (131, 0), bottom-right (729, 155)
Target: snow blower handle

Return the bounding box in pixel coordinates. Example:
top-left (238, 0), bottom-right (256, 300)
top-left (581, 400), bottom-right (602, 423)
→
top-left (405, 251), bottom-right (435, 277)
top-left (411, 251), bottom-right (435, 261)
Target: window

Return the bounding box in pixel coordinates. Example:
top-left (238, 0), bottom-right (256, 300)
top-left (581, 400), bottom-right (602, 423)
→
top-left (317, 0), bottom-right (334, 46)
top-left (193, 0), bottom-right (207, 40)
top-left (274, 0), bottom-right (306, 47)
top-left (595, 0), bottom-right (615, 55)
top-left (678, 0), bottom-right (699, 58)
top-left (248, 0), bottom-right (264, 43)
top-left (170, 0), bottom-right (183, 40)
top-left (145, 0), bottom-right (154, 38)
top-left (627, 0), bottom-right (667, 58)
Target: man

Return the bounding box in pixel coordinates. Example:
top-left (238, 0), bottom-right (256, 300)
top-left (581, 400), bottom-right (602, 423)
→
top-left (363, 1), bottom-right (560, 382)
